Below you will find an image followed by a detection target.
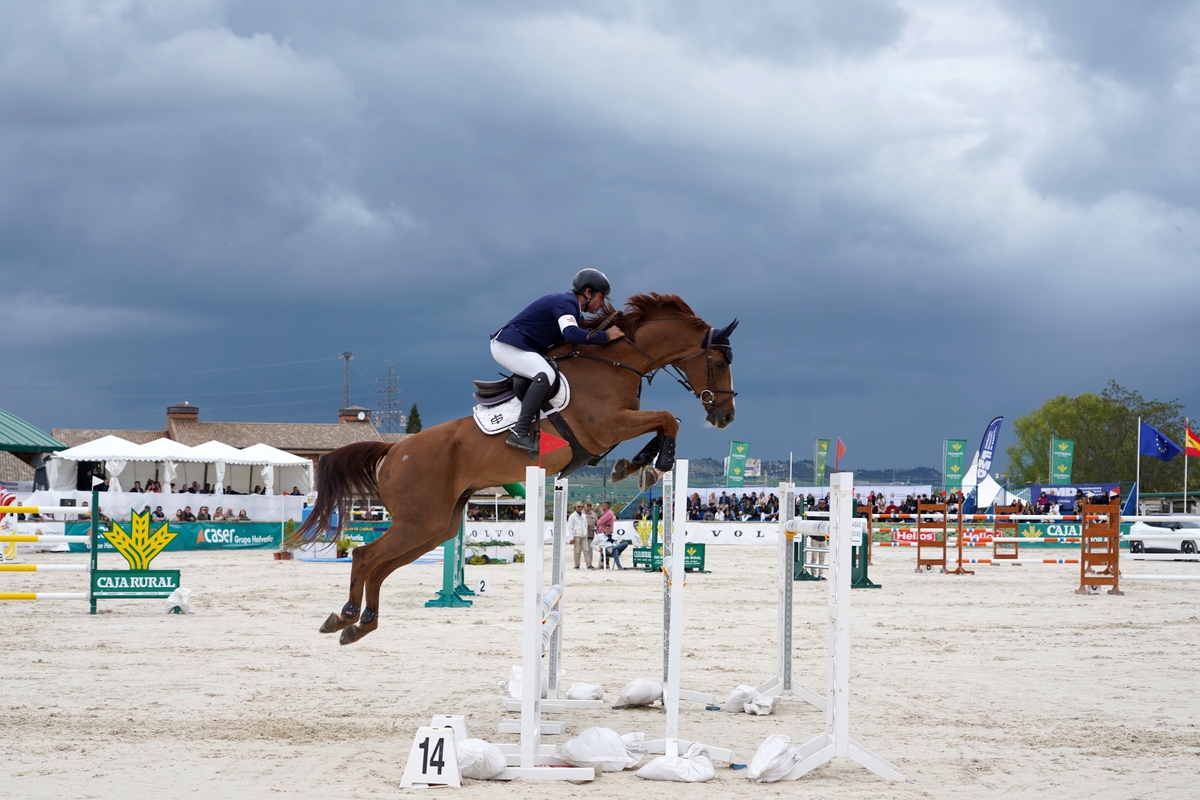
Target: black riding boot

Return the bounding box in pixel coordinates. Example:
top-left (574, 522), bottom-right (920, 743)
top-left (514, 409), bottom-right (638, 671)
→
top-left (506, 374), bottom-right (552, 457)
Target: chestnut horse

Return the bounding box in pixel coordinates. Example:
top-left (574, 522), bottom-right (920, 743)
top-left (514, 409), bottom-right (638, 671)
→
top-left (294, 293), bottom-right (737, 644)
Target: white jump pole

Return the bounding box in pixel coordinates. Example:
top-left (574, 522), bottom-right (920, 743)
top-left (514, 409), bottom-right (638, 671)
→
top-left (494, 466), bottom-right (595, 782)
top-left (781, 471), bottom-right (907, 783)
top-left (499, 476), bottom-right (602, 735)
top-left (643, 459), bottom-right (735, 764)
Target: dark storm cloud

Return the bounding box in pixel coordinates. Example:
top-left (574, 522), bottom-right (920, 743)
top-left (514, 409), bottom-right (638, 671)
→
top-left (3, 1), bottom-right (1199, 471)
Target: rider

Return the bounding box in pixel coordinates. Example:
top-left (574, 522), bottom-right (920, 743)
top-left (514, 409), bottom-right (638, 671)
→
top-left (491, 269), bottom-right (625, 455)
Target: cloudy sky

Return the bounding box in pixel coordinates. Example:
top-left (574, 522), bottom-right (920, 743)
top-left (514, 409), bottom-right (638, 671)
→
top-left (4, 0), bottom-right (1199, 472)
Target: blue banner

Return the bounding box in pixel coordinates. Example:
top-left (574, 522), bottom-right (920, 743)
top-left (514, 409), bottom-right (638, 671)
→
top-left (1029, 483), bottom-right (1120, 512)
top-left (975, 416), bottom-right (1004, 484)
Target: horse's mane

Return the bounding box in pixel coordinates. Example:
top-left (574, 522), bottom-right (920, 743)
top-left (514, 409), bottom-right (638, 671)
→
top-left (582, 293), bottom-right (708, 340)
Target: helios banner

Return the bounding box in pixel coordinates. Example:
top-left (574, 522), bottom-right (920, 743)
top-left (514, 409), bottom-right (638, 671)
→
top-left (943, 439), bottom-right (968, 489)
top-left (1050, 439), bottom-right (1074, 485)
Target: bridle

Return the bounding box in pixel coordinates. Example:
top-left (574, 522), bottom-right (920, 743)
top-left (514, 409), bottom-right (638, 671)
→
top-left (554, 327), bottom-right (738, 415)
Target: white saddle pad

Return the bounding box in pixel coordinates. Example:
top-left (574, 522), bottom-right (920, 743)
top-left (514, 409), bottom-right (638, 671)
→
top-left (472, 375), bottom-right (571, 436)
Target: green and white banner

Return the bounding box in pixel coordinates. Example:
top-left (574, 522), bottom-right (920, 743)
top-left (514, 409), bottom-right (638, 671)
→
top-left (814, 439), bottom-right (830, 486)
top-left (727, 441), bottom-right (750, 488)
top-left (1050, 439), bottom-right (1075, 485)
top-left (944, 439), bottom-right (968, 489)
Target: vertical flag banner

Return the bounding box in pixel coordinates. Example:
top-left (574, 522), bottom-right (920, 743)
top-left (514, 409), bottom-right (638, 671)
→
top-left (727, 440), bottom-right (750, 487)
top-left (975, 417), bottom-right (1004, 485)
top-left (943, 439), bottom-right (967, 489)
top-left (1050, 438), bottom-right (1074, 485)
top-left (814, 439), bottom-right (829, 486)
top-left (835, 438), bottom-right (846, 471)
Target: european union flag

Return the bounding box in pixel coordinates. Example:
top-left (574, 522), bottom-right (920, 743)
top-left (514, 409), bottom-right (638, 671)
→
top-left (1139, 421), bottom-right (1183, 462)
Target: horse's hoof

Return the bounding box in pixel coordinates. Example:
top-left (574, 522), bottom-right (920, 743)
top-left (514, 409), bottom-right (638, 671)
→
top-left (339, 625), bottom-right (360, 645)
top-left (637, 466), bottom-right (664, 492)
top-left (610, 458), bottom-right (632, 482)
top-left (319, 613), bottom-right (342, 634)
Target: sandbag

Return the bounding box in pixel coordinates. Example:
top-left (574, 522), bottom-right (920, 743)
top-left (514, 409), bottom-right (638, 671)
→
top-left (556, 727), bottom-right (639, 772)
top-left (618, 678), bottom-right (663, 707)
top-left (635, 742), bottom-right (716, 782)
top-left (457, 739), bottom-right (508, 781)
top-left (565, 682), bottom-right (604, 701)
top-left (747, 734), bottom-right (801, 783)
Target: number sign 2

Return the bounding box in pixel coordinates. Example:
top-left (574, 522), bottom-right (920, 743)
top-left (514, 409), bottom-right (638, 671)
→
top-left (400, 727), bottom-right (461, 788)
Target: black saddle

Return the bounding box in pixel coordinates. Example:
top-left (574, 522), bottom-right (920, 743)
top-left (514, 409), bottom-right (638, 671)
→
top-left (473, 368), bottom-right (561, 407)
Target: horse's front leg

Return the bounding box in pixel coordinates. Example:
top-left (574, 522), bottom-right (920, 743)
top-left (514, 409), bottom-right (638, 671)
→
top-left (608, 409), bottom-right (680, 482)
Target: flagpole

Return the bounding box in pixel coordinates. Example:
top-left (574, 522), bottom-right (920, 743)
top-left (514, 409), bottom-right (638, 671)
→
top-left (1136, 416), bottom-right (1142, 515)
top-left (1185, 417), bottom-right (1189, 514)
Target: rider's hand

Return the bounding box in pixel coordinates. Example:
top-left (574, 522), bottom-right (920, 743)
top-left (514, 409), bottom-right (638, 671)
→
top-left (606, 327), bottom-right (625, 342)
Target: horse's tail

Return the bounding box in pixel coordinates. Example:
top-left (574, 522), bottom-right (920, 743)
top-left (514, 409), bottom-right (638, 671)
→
top-left (290, 441), bottom-right (393, 545)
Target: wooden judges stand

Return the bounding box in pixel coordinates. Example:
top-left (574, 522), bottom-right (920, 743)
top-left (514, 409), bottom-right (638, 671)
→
top-left (992, 505), bottom-right (1021, 563)
top-left (1075, 499), bottom-right (1123, 595)
top-left (915, 501), bottom-right (948, 573)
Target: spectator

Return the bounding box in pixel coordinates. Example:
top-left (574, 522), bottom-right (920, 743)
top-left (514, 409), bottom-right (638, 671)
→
top-left (130, 481), bottom-right (144, 493)
top-left (182, 506), bottom-right (197, 522)
top-left (290, 486), bottom-right (302, 496)
top-left (174, 510), bottom-right (185, 523)
top-left (214, 506), bottom-right (225, 521)
top-left (568, 502), bottom-right (590, 569)
top-left (598, 520), bottom-right (629, 569)
top-left (583, 501), bottom-right (598, 569)
top-left (197, 506), bottom-right (212, 521)
top-left (141, 504), bottom-right (152, 517)
top-left (253, 485), bottom-right (265, 495)
top-left (78, 501), bottom-right (92, 520)
top-left (596, 501), bottom-right (615, 545)
top-left (189, 482), bottom-right (200, 494)
top-left (202, 483), bottom-right (213, 495)
top-left (236, 509), bottom-right (250, 521)
top-left (152, 506), bottom-right (167, 522)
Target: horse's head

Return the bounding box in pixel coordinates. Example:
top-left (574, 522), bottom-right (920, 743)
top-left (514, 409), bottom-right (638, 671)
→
top-left (611, 294), bottom-right (738, 428)
top-left (684, 318), bottom-right (737, 429)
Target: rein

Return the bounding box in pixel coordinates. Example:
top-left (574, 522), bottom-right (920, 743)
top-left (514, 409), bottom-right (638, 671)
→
top-left (550, 328), bottom-right (737, 414)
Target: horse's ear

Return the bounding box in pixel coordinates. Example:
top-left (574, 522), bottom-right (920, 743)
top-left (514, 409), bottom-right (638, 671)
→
top-left (713, 319), bottom-right (738, 344)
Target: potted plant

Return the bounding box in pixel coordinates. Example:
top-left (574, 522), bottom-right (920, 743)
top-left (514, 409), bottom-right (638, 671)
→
top-left (336, 535), bottom-right (354, 559)
top-left (275, 519), bottom-right (297, 560)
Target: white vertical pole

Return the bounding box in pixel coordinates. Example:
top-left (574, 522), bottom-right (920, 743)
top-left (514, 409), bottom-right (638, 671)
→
top-left (520, 466), bottom-right (545, 770)
top-left (778, 483), bottom-right (795, 694)
top-left (1185, 418), bottom-right (1189, 514)
top-left (548, 478), bottom-right (567, 700)
top-left (664, 459), bottom-right (687, 759)
top-left (1136, 417), bottom-right (1142, 515)
top-left (829, 471), bottom-right (852, 758)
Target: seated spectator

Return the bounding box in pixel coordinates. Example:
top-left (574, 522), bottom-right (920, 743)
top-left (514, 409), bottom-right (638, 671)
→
top-left (130, 480), bottom-right (144, 493)
top-left (182, 506), bottom-right (197, 522)
top-left (152, 506), bottom-right (167, 522)
top-left (253, 485), bottom-right (265, 495)
top-left (78, 501), bottom-right (92, 520)
top-left (290, 486), bottom-right (301, 496)
top-left (236, 509), bottom-right (250, 521)
top-left (141, 504), bottom-right (152, 517)
top-left (174, 509), bottom-right (186, 522)
top-left (598, 521), bottom-right (629, 569)
top-left (213, 506), bottom-right (225, 521)
top-left (197, 506), bottom-right (212, 521)
top-left (223, 508), bottom-right (237, 521)
top-left (189, 482), bottom-right (200, 494)
top-left (202, 483), bottom-right (213, 495)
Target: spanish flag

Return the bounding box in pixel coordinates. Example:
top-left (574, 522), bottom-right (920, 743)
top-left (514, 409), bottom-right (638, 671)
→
top-left (1187, 423), bottom-right (1200, 457)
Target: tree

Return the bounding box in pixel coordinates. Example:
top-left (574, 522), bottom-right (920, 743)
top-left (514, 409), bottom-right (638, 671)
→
top-left (405, 403), bottom-right (423, 434)
top-left (1005, 381), bottom-right (1186, 492)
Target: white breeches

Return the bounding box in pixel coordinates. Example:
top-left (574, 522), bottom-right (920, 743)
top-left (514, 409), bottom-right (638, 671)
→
top-left (490, 339), bottom-right (555, 381)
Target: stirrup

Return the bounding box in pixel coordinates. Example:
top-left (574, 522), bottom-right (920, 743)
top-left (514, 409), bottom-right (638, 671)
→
top-left (506, 430), bottom-right (539, 458)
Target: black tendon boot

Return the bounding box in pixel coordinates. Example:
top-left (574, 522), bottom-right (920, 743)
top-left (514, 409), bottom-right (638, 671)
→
top-left (506, 373), bottom-right (552, 457)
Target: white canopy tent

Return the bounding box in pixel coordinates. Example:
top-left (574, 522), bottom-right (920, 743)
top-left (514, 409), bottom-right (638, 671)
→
top-left (188, 441), bottom-right (261, 495)
top-left (48, 435), bottom-right (155, 493)
top-left (237, 443), bottom-right (313, 495)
